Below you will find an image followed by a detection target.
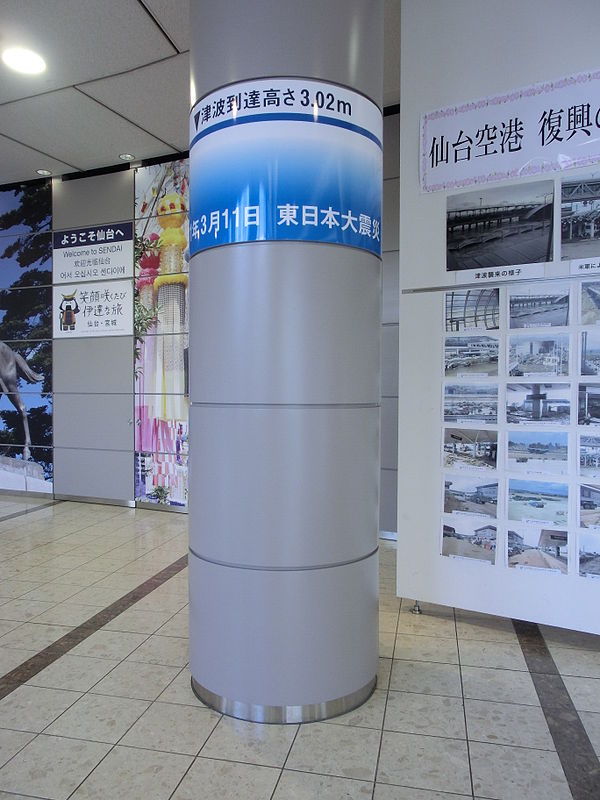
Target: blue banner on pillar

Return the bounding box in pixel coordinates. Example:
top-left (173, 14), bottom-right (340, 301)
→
top-left (189, 78), bottom-right (383, 257)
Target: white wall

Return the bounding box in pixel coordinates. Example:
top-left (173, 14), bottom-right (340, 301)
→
top-left (398, 0), bottom-right (600, 631)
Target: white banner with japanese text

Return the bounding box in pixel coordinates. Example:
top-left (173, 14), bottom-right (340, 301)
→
top-left (421, 68), bottom-right (600, 193)
top-left (53, 278), bottom-right (133, 339)
top-left (53, 222), bottom-right (134, 284)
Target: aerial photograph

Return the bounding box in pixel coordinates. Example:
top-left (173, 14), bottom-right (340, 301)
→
top-left (507, 430), bottom-right (568, 476)
top-left (509, 284), bottom-right (569, 328)
top-left (506, 383), bottom-right (570, 425)
top-left (508, 479), bottom-right (569, 525)
top-left (444, 336), bottom-right (498, 377)
top-left (508, 525), bottom-right (568, 574)
top-left (447, 180), bottom-right (554, 271)
top-left (508, 334), bottom-right (569, 378)
top-left (444, 384), bottom-right (498, 424)
top-left (561, 174), bottom-right (600, 261)
top-left (442, 515), bottom-right (496, 564)
top-left (444, 475), bottom-right (497, 518)
top-left (443, 428), bottom-right (497, 471)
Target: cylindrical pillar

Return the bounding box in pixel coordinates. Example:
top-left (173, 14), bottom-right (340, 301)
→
top-left (188, 0), bottom-right (383, 723)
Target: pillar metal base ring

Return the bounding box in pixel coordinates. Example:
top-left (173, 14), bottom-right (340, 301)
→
top-left (191, 675), bottom-right (377, 724)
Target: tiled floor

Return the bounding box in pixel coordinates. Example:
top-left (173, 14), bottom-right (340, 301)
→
top-left (0, 497), bottom-right (598, 799)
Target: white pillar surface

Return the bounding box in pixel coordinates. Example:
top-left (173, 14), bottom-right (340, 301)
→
top-left (188, 0), bottom-right (383, 722)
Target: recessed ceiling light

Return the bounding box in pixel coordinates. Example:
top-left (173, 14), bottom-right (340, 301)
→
top-left (36, 169), bottom-right (52, 176)
top-left (1, 47), bottom-right (46, 75)
top-left (119, 153), bottom-right (135, 161)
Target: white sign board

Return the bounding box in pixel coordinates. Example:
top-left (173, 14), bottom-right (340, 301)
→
top-left (53, 223), bottom-right (133, 284)
top-left (421, 68), bottom-right (600, 192)
top-left (53, 279), bottom-right (133, 339)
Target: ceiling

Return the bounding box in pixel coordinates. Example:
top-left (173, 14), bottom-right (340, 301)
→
top-left (0, 0), bottom-right (400, 187)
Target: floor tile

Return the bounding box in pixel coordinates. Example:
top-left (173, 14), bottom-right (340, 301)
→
top-left (70, 630), bottom-right (148, 660)
top-left (34, 603), bottom-right (105, 626)
top-left (465, 698), bottom-right (554, 750)
top-left (201, 716), bottom-right (298, 768)
top-left (385, 691), bottom-right (465, 738)
top-left (323, 688), bottom-right (386, 729)
top-left (0, 729), bottom-right (35, 769)
top-left (396, 614), bottom-right (456, 639)
top-left (562, 675), bottom-right (600, 712)
top-left (389, 659), bottom-right (462, 697)
top-left (286, 721), bottom-right (380, 781)
top-left (0, 647), bottom-right (37, 676)
top-left (395, 634), bottom-right (459, 664)
top-left (274, 770), bottom-right (373, 799)
top-left (469, 740), bottom-right (572, 799)
top-left (171, 757), bottom-right (279, 800)
top-left (157, 668), bottom-right (209, 707)
top-left (155, 609), bottom-right (189, 638)
top-left (104, 608), bottom-right (175, 634)
top-left (0, 622), bottom-right (71, 651)
top-left (0, 734), bottom-right (110, 800)
top-left (377, 731), bottom-right (471, 795)
top-left (0, 685), bottom-right (81, 732)
top-left (126, 634), bottom-right (189, 667)
top-left (456, 618), bottom-right (518, 643)
top-left (540, 624), bottom-right (600, 652)
top-left (0, 598), bottom-right (54, 622)
top-left (374, 786), bottom-right (472, 800)
top-left (458, 640), bottom-right (528, 671)
top-left (70, 744), bottom-right (193, 800)
top-left (27, 654), bottom-right (120, 691)
top-left (91, 660), bottom-right (181, 701)
top-left (378, 658), bottom-right (393, 689)
top-left (380, 611), bottom-right (400, 633)
top-left (380, 631), bottom-right (396, 658)
top-left (461, 665), bottom-right (540, 706)
top-left (0, 580), bottom-right (46, 600)
top-left (44, 692), bottom-right (150, 743)
top-left (550, 646), bottom-right (600, 678)
top-left (579, 710), bottom-right (600, 758)
top-left (120, 701), bottom-right (221, 755)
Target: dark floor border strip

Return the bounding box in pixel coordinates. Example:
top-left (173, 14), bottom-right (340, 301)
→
top-left (0, 500), bottom-right (60, 525)
top-left (513, 618), bottom-right (600, 800)
top-left (0, 554), bottom-right (188, 701)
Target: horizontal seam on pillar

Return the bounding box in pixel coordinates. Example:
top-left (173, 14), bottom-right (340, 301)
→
top-left (188, 546), bottom-right (379, 572)
top-left (189, 402), bottom-right (380, 409)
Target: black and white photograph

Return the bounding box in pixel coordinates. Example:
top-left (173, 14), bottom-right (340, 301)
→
top-left (561, 174), bottom-right (600, 261)
top-left (578, 383), bottom-right (600, 425)
top-left (508, 525), bottom-right (568, 574)
top-left (509, 284), bottom-right (569, 329)
top-left (506, 383), bottom-right (570, 425)
top-left (580, 435), bottom-right (600, 478)
top-left (508, 479), bottom-right (569, 525)
top-left (443, 428), bottom-right (497, 472)
top-left (581, 282), bottom-right (600, 326)
top-left (444, 336), bottom-right (498, 378)
top-left (507, 430), bottom-right (568, 476)
top-left (444, 475), bottom-right (497, 518)
top-left (581, 330), bottom-right (600, 376)
top-left (442, 516), bottom-right (496, 564)
top-left (444, 384), bottom-right (498, 424)
top-left (445, 288), bottom-right (500, 332)
top-left (579, 531), bottom-right (600, 578)
top-left (446, 180), bottom-right (554, 272)
top-left (580, 483), bottom-right (600, 529)
top-left (508, 334), bottom-right (569, 378)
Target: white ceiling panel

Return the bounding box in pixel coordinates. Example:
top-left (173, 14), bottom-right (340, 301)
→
top-left (142, 0), bottom-right (190, 52)
top-left (0, 89), bottom-right (176, 171)
top-left (0, 135), bottom-right (76, 184)
top-left (0, 0), bottom-right (176, 104)
top-left (78, 54), bottom-right (190, 152)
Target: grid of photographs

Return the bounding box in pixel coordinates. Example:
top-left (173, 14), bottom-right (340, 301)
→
top-left (441, 278), bottom-right (600, 579)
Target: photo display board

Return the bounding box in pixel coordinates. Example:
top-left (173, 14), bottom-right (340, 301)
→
top-left (398, 169), bottom-right (600, 634)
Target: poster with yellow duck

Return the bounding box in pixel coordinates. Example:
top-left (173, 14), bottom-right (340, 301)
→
top-left (134, 158), bottom-right (189, 508)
